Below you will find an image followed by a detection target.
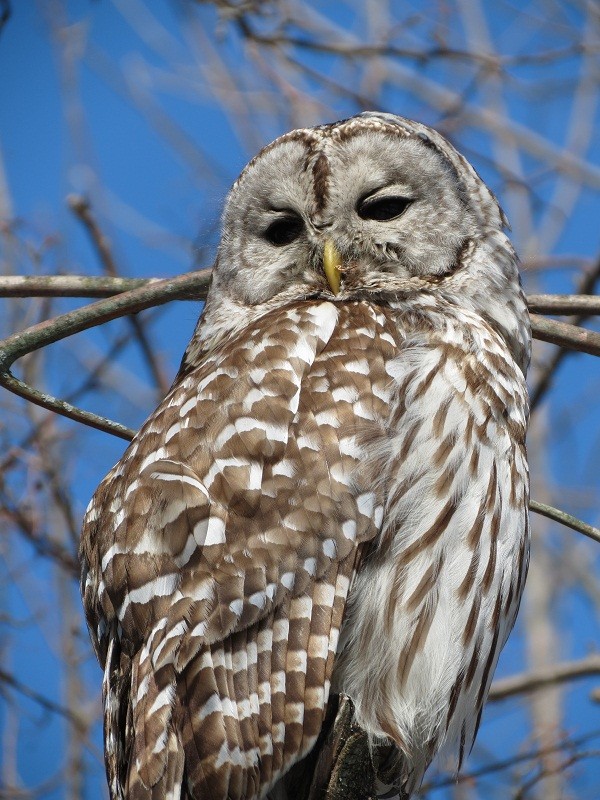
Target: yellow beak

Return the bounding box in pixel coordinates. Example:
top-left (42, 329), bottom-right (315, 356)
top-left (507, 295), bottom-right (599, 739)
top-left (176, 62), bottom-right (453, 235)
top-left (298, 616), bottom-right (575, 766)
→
top-left (323, 240), bottom-right (342, 295)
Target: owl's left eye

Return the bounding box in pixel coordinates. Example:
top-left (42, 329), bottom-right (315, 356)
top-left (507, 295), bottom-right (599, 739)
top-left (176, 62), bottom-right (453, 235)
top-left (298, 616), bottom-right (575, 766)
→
top-left (357, 195), bottom-right (412, 221)
top-left (263, 213), bottom-right (304, 247)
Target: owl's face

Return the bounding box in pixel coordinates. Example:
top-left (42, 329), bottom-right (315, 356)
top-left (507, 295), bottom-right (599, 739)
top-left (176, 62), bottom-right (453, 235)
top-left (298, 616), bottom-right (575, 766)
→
top-left (215, 113), bottom-right (503, 305)
top-left (192, 113), bottom-right (529, 372)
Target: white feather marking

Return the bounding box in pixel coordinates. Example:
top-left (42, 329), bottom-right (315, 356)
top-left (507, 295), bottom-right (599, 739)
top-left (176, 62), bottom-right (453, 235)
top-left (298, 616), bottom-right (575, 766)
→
top-left (266, 583), bottom-right (277, 600)
top-left (188, 620), bottom-right (208, 639)
top-left (307, 634), bottom-right (330, 660)
top-left (322, 538), bottom-right (337, 558)
top-left (199, 692), bottom-right (222, 721)
top-left (148, 683), bottom-right (175, 716)
top-left (271, 671), bottom-right (286, 694)
top-left (308, 302), bottom-right (339, 341)
top-left (165, 422), bottom-right (180, 443)
top-left (271, 459), bottom-right (296, 478)
top-left (119, 574), bottom-right (179, 620)
top-left (228, 598), bottom-right (243, 616)
top-left (281, 572), bottom-right (295, 590)
top-left (345, 358), bottom-right (370, 375)
top-left (272, 722), bottom-right (286, 744)
top-left (303, 557), bottom-right (317, 576)
top-left (272, 619), bottom-right (289, 642)
top-left (101, 542), bottom-right (125, 572)
top-left (248, 591), bottom-right (265, 609)
top-left (285, 702), bottom-right (305, 724)
top-left (332, 385), bottom-right (359, 403)
top-left (179, 396), bottom-right (198, 419)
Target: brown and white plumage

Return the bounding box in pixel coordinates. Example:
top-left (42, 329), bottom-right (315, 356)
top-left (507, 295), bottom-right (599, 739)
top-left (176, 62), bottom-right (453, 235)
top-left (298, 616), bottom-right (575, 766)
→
top-left (80, 112), bottom-right (530, 799)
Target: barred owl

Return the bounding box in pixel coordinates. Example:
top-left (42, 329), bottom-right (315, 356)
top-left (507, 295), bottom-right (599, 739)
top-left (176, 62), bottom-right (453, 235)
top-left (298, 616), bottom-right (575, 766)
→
top-left (80, 112), bottom-right (530, 800)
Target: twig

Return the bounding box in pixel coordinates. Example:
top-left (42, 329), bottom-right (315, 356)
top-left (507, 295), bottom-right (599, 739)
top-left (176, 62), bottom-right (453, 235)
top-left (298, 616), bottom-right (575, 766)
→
top-left (2, 277), bottom-right (598, 316)
top-left (0, 270), bottom-right (211, 439)
top-left (489, 654), bottom-right (600, 701)
top-left (530, 257), bottom-right (600, 410)
top-left (527, 294), bottom-right (600, 315)
top-left (0, 667), bottom-right (103, 763)
top-left (67, 195), bottom-right (120, 275)
top-left (529, 314), bottom-right (600, 359)
top-left (0, 275), bottom-right (157, 297)
top-left (0, 0), bottom-right (10, 38)
top-left (0, 667), bottom-right (87, 732)
top-left (1, 503), bottom-right (79, 576)
top-left (529, 499), bottom-right (600, 544)
top-left (423, 728), bottom-right (600, 789)
top-left (68, 195), bottom-right (171, 395)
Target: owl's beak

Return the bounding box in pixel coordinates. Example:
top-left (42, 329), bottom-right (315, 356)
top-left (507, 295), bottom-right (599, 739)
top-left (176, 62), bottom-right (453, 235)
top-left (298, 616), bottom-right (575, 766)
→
top-left (323, 240), bottom-right (342, 295)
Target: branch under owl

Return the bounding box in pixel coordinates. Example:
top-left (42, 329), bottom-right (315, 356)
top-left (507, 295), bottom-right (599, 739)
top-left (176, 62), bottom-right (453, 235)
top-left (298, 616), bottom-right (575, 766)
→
top-left (0, 279), bottom-right (598, 432)
top-left (0, 276), bottom-right (599, 544)
top-left (2, 277), bottom-right (600, 314)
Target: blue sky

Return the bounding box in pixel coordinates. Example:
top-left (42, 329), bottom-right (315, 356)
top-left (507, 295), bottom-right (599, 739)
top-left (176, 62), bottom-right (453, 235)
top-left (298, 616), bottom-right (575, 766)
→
top-left (1, 2), bottom-right (600, 798)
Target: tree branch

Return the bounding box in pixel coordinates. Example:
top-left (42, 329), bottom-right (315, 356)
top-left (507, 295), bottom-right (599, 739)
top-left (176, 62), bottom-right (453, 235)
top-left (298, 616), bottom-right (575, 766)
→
top-left (0, 270), bottom-right (211, 439)
top-left (530, 256), bottom-right (600, 409)
top-left (529, 314), bottom-right (600, 358)
top-left (529, 499), bottom-right (600, 544)
top-left (0, 275), bottom-right (158, 297)
top-left (527, 294), bottom-right (600, 315)
top-left (0, 279), bottom-right (598, 439)
top-left (489, 654), bottom-right (600, 701)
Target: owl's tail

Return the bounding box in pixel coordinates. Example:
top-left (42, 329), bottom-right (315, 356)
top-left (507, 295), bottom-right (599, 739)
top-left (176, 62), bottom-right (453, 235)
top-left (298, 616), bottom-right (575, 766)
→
top-left (102, 629), bottom-right (186, 800)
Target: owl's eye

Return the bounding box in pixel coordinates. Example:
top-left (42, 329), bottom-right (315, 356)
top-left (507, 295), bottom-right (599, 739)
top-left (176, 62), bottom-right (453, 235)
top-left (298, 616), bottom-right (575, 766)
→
top-left (357, 195), bottom-right (412, 221)
top-left (263, 214), bottom-right (304, 247)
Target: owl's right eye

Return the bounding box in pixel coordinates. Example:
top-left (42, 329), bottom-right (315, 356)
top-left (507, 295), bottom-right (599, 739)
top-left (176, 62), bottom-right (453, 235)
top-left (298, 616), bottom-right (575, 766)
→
top-left (263, 214), bottom-right (304, 247)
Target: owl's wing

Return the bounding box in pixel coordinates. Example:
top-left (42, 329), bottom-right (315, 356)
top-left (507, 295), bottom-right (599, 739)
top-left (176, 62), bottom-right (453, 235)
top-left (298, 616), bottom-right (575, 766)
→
top-left (80, 300), bottom-right (400, 800)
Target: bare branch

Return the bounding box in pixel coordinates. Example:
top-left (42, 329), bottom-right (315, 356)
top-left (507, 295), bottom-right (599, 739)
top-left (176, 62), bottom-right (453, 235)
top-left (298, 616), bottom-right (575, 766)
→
top-left (0, 0), bottom-right (10, 39)
top-left (0, 668), bottom-right (101, 761)
top-left (0, 275), bottom-right (158, 298)
top-left (0, 270), bottom-right (211, 438)
top-left (68, 194), bottom-right (173, 395)
top-left (489, 654), bottom-right (600, 701)
top-left (530, 314), bottom-right (600, 359)
top-left (527, 295), bottom-right (600, 315)
top-left (530, 499), bottom-right (600, 545)
top-left (424, 728), bottom-right (600, 790)
top-left (0, 278), bottom-right (597, 439)
top-left (531, 256), bottom-right (600, 409)
top-left (67, 195), bottom-right (120, 276)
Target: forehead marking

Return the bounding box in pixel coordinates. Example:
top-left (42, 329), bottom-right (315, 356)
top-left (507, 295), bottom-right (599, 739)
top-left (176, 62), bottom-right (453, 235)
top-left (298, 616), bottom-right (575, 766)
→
top-left (311, 151), bottom-right (330, 212)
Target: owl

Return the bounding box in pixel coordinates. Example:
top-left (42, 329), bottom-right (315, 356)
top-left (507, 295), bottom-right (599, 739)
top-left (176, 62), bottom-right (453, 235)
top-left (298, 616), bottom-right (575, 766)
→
top-left (80, 112), bottom-right (531, 800)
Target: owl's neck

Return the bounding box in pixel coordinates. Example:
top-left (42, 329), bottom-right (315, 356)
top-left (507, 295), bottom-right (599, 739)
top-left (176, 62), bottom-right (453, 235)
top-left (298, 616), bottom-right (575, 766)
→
top-left (182, 235), bottom-right (530, 381)
top-left (443, 234), bottom-right (531, 376)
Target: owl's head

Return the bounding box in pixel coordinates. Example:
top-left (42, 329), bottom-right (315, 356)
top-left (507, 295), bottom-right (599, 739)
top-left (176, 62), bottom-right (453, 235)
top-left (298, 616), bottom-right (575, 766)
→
top-left (192, 113), bottom-right (529, 370)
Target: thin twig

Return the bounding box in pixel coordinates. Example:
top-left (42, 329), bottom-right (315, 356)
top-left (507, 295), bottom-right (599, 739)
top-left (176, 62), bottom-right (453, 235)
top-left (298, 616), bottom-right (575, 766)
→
top-left (0, 667), bottom-right (87, 732)
top-left (2, 277), bottom-right (598, 315)
top-left (68, 194), bottom-right (171, 395)
top-left (529, 499), bottom-right (600, 544)
top-left (0, 0), bottom-right (10, 38)
top-left (489, 654), bottom-right (600, 701)
top-left (529, 314), bottom-right (600, 359)
top-left (0, 668), bottom-right (102, 763)
top-left (0, 275), bottom-right (157, 297)
top-left (67, 195), bottom-right (120, 275)
top-left (0, 270), bottom-right (211, 439)
top-left (527, 294), bottom-right (600, 315)
top-left (530, 257), bottom-right (600, 409)
top-left (423, 728), bottom-right (600, 790)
